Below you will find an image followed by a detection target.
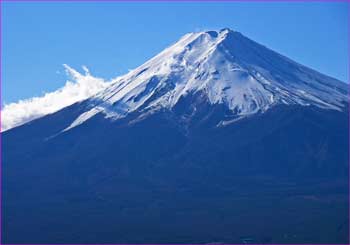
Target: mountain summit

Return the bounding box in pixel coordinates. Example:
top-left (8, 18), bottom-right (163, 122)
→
top-left (3, 29), bottom-right (349, 244)
top-left (64, 28), bottom-right (347, 131)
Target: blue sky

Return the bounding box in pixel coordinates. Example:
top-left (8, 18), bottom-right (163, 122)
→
top-left (2, 1), bottom-right (349, 104)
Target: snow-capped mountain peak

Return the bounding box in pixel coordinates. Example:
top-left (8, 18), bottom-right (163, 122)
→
top-left (64, 28), bottom-right (348, 131)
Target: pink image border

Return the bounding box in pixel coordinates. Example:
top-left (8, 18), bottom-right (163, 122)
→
top-left (0, 0), bottom-right (348, 244)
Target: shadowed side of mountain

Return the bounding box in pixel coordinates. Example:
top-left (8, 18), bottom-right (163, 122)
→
top-left (2, 99), bottom-right (349, 243)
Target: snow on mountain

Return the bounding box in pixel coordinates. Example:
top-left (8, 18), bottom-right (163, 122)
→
top-left (61, 29), bottom-right (348, 131)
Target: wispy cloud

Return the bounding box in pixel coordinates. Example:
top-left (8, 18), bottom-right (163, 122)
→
top-left (1, 65), bottom-right (110, 131)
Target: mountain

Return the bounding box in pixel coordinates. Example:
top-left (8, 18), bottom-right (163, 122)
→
top-left (2, 28), bottom-right (349, 244)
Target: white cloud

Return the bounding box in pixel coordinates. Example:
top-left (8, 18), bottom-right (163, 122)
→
top-left (1, 65), bottom-right (110, 131)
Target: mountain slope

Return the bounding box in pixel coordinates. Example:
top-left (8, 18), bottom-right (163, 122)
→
top-left (2, 29), bottom-right (349, 244)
